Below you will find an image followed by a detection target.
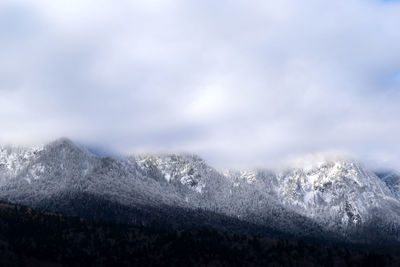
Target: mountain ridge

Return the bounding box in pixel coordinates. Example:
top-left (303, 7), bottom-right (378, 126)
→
top-left (1, 138), bottom-right (400, 244)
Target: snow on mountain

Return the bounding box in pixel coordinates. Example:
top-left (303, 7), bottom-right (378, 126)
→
top-left (0, 144), bottom-right (43, 182)
top-left (133, 153), bottom-right (236, 213)
top-left (1, 138), bottom-right (400, 243)
top-left (135, 154), bottom-right (209, 193)
top-left (376, 170), bottom-right (400, 200)
top-left (225, 159), bottom-right (400, 241)
top-left (223, 170), bottom-right (258, 185)
top-left (280, 161), bottom-right (396, 226)
top-left (0, 139), bottom-right (189, 212)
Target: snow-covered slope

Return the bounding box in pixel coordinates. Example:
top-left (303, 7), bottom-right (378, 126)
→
top-left (0, 144), bottom-right (43, 182)
top-left (279, 161), bottom-right (395, 225)
top-left (228, 160), bottom-right (400, 241)
top-left (1, 138), bottom-right (400, 243)
top-left (135, 154), bottom-right (213, 194)
top-left (0, 139), bottom-right (188, 212)
top-left (133, 154), bottom-right (232, 208)
top-left (376, 170), bottom-right (400, 200)
top-left (132, 154), bottom-right (400, 242)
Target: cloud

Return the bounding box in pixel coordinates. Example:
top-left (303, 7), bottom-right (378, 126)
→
top-left (1, 0), bottom-right (400, 169)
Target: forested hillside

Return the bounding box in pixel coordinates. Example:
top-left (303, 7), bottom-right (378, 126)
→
top-left (2, 139), bottom-right (400, 245)
top-left (0, 201), bottom-right (398, 266)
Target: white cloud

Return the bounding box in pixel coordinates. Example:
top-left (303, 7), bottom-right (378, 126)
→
top-left (1, 0), bottom-right (400, 169)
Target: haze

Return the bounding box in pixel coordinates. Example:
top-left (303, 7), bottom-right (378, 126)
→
top-left (1, 0), bottom-right (400, 169)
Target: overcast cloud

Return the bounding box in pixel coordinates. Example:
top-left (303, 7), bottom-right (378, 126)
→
top-left (1, 0), bottom-right (400, 168)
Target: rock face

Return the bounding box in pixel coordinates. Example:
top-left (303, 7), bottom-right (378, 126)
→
top-left (1, 138), bottom-right (400, 244)
top-left (228, 161), bottom-right (400, 242)
top-left (376, 170), bottom-right (400, 199)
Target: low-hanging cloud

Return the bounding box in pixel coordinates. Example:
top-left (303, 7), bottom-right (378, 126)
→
top-left (1, 0), bottom-right (400, 169)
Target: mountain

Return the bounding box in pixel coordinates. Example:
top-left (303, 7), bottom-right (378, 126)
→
top-left (1, 138), bottom-right (400, 244)
top-left (134, 154), bottom-right (329, 240)
top-left (227, 161), bottom-right (400, 243)
top-left (0, 138), bottom-right (188, 224)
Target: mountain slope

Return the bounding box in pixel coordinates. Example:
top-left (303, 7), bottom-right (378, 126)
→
top-left (228, 160), bottom-right (400, 243)
top-left (0, 139), bottom-right (189, 218)
top-left (1, 138), bottom-right (400, 244)
top-left (376, 170), bottom-right (400, 200)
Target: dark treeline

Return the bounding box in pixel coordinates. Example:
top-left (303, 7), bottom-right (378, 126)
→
top-left (0, 201), bottom-right (398, 266)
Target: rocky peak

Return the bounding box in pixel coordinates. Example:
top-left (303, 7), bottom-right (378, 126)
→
top-left (135, 153), bottom-right (217, 194)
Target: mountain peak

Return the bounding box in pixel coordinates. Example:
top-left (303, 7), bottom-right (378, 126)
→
top-left (1, 138), bottom-right (400, 244)
top-left (44, 137), bottom-right (93, 156)
top-left (48, 137), bottom-right (77, 148)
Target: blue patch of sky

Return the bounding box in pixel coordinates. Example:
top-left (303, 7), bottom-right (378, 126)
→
top-left (0, 4), bottom-right (38, 42)
top-left (384, 71), bottom-right (400, 84)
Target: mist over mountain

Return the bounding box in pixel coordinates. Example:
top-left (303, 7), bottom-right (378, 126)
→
top-left (2, 1), bottom-right (400, 265)
top-left (1, 138), bottom-right (400, 247)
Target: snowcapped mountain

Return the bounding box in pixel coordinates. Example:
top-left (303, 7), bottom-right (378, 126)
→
top-left (228, 160), bottom-right (400, 242)
top-left (132, 154), bottom-right (233, 209)
top-left (277, 160), bottom-right (397, 226)
top-left (1, 138), bottom-right (400, 243)
top-left (0, 139), bottom-right (191, 219)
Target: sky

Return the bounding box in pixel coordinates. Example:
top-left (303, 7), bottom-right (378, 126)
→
top-left (1, 0), bottom-right (400, 169)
